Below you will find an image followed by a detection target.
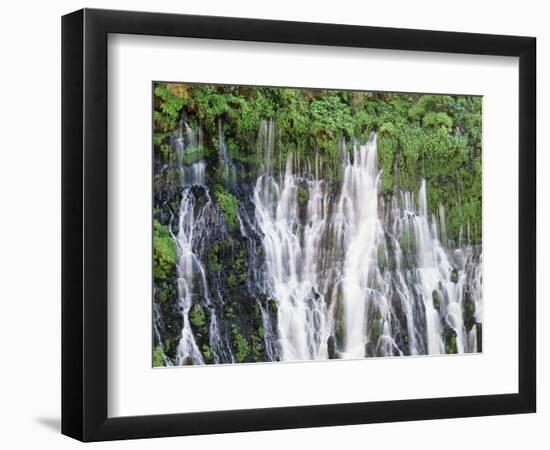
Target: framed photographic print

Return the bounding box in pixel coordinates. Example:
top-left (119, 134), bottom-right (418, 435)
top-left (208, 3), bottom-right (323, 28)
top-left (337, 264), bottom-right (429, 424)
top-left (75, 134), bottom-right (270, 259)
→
top-left (62, 8), bottom-right (536, 442)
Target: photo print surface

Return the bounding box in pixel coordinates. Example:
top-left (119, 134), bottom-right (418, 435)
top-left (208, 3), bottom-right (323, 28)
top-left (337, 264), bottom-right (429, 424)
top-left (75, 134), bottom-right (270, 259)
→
top-left (152, 82), bottom-right (482, 367)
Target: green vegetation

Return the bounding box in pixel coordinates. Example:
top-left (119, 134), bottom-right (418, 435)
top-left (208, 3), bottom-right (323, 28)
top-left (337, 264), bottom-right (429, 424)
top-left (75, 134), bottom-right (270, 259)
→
top-left (445, 333), bottom-right (458, 354)
top-left (154, 84), bottom-right (184, 132)
top-left (212, 186), bottom-right (239, 231)
top-left (153, 82), bottom-right (481, 243)
top-left (250, 334), bottom-right (264, 361)
top-left (153, 220), bottom-right (176, 281)
top-left (450, 268), bottom-right (459, 283)
top-left (297, 184), bottom-right (309, 205)
top-left (153, 346), bottom-right (165, 367)
top-left (189, 304), bottom-right (207, 334)
top-left (158, 283), bottom-right (176, 304)
top-left (464, 300), bottom-right (476, 331)
top-left (153, 84), bottom-right (185, 151)
top-left (231, 324), bottom-right (250, 363)
top-left (227, 274), bottom-right (238, 287)
top-left (224, 305), bottom-right (236, 320)
top-left (201, 344), bottom-right (213, 362)
top-left (267, 299), bottom-right (278, 313)
top-left (206, 243), bottom-right (223, 273)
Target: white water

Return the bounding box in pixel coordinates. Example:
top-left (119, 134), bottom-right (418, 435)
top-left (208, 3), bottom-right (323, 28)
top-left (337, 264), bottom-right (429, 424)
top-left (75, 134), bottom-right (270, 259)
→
top-left (173, 163), bottom-right (207, 365)
top-left (252, 132), bottom-right (482, 361)
top-left (254, 153), bottom-right (332, 360)
top-left (333, 136), bottom-right (385, 357)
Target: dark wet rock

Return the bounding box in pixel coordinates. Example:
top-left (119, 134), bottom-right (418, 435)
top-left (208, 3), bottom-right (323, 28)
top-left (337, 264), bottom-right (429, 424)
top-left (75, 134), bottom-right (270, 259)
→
top-left (182, 356), bottom-right (194, 365)
top-left (476, 322), bottom-right (483, 353)
top-left (365, 341), bottom-right (377, 357)
top-left (462, 288), bottom-right (476, 331)
top-left (432, 290), bottom-right (441, 312)
top-left (327, 336), bottom-right (337, 359)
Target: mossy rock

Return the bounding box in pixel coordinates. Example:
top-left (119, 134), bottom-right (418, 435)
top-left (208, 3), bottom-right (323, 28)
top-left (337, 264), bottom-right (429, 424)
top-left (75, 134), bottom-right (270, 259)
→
top-left (296, 184), bottom-right (309, 206)
top-left (432, 290), bottom-right (441, 312)
top-left (443, 325), bottom-right (458, 354)
top-left (267, 299), bottom-right (278, 313)
top-left (450, 268), bottom-right (459, 283)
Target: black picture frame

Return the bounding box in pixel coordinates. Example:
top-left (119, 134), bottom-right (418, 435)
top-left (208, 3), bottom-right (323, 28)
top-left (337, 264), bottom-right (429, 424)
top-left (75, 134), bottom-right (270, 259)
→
top-left (62, 8), bottom-right (536, 442)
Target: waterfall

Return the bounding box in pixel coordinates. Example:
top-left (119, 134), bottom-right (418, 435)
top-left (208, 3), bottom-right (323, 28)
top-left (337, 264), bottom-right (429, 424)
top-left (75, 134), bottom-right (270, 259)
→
top-left (253, 118), bottom-right (333, 361)
top-left (155, 120), bottom-right (482, 366)
top-left (251, 132), bottom-right (481, 361)
top-left (169, 123), bottom-right (234, 365)
top-left (173, 165), bottom-right (207, 365)
top-left (333, 134), bottom-right (387, 357)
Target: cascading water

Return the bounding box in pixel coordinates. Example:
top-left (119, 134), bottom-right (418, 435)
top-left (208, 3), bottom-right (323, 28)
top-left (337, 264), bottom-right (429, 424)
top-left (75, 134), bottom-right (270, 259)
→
top-left (173, 163), bottom-right (207, 365)
top-left (254, 158), bottom-right (333, 361)
top-left (252, 131), bottom-right (481, 361)
top-left (333, 135), bottom-right (388, 357)
top-left (167, 121), bottom-right (235, 365)
top-left (155, 119), bottom-right (482, 366)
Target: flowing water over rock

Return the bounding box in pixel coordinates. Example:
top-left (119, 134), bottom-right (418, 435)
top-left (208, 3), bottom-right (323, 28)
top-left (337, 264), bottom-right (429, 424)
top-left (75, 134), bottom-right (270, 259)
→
top-left (153, 121), bottom-right (482, 365)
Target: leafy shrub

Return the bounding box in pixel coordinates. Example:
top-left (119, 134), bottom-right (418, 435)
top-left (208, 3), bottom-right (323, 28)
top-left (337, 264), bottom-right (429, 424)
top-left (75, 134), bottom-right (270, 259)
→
top-left (153, 220), bottom-right (176, 281)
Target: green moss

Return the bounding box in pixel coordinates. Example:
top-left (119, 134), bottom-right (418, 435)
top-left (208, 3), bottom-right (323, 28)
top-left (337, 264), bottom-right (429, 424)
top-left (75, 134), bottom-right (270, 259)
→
top-left (231, 324), bottom-right (250, 363)
top-left (445, 333), bottom-right (458, 354)
top-left (154, 132), bottom-right (170, 146)
top-left (224, 305), bottom-right (236, 320)
top-left (464, 301), bottom-right (476, 331)
top-left (250, 334), bottom-right (264, 362)
top-left (297, 185), bottom-right (309, 205)
top-left (267, 299), bottom-right (278, 313)
top-left (213, 186), bottom-right (239, 231)
top-left (227, 274), bottom-right (238, 287)
top-left (153, 346), bottom-right (165, 367)
top-left (153, 220), bottom-right (176, 281)
top-left (180, 146), bottom-right (207, 165)
top-left (159, 143), bottom-right (171, 159)
top-left (201, 344), bottom-right (213, 362)
top-left (189, 304), bottom-right (207, 336)
top-left (207, 243), bottom-right (222, 273)
top-left (163, 338), bottom-right (175, 355)
top-left (450, 268), bottom-right (459, 283)
top-left (158, 284), bottom-right (176, 304)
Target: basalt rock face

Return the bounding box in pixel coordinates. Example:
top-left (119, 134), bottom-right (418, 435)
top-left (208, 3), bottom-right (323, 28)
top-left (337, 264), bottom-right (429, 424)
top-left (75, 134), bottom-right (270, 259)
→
top-left (152, 121), bottom-right (483, 366)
